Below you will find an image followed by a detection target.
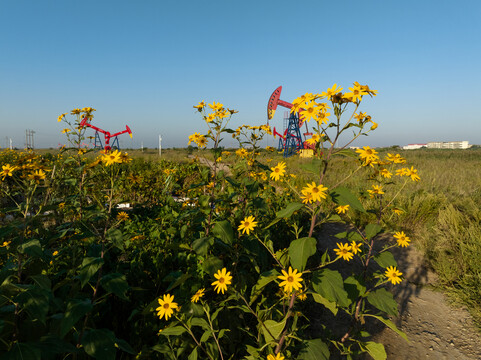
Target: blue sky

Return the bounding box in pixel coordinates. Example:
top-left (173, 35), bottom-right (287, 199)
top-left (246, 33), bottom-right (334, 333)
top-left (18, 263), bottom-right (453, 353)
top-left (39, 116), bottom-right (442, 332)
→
top-left (1, 0), bottom-right (480, 149)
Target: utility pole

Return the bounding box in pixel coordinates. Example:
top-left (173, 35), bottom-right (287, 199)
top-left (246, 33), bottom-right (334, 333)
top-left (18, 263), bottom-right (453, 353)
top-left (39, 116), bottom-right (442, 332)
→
top-left (25, 129), bottom-right (35, 149)
top-left (159, 134), bottom-right (162, 157)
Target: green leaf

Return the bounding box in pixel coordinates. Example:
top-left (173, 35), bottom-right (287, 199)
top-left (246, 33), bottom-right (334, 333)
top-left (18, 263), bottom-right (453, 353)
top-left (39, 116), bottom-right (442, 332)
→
top-left (344, 276), bottom-right (366, 301)
top-left (298, 339), bottom-right (330, 360)
top-left (311, 269), bottom-right (351, 307)
top-left (212, 220), bottom-right (234, 245)
top-left (35, 335), bottom-right (77, 356)
top-left (250, 269), bottom-right (280, 305)
top-left (100, 273), bottom-right (129, 300)
top-left (262, 319), bottom-right (286, 343)
top-left (165, 273), bottom-right (192, 292)
top-left (78, 257), bottom-right (104, 288)
top-left (60, 299), bottom-right (93, 337)
top-left (159, 326), bottom-right (187, 336)
top-left (202, 257), bottom-right (223, 276)
top-left (18, 239), bottom-right (43, 258)
top-left (365, 223), bottom-right (383, 240)
top-left (191, 317), bottom-right (210, 330)
top-left (115, 338), bottom-right (136, 355)
top-left (373, 251), bottom-right (397, 268)
top-left (200, 330), bottom-right (212, 343)
top-left (363, 314), bottom-right (409, 342)
top-left (276, 202), bottom-right (304, 219)
top-left (288, 237), bottom-right (317, 271)
top-left (329, 187), bottom-right (366, 213)
top-left (82, 329), bottom-right (117, 360)
top-left (192, 237), bottom-right (214, 256)
top-left (16, 286), bottom-right (50, 325)
top-left (30, 274), bottom-right (51, 290)
top-left (106, 228), bottom-right (124, 250)
top-left (367, 288), bottom-right (398, 316)
top-left (188, 347), bottom-right (198, 360)
top-left (363, 341), bottom-right (387, 360)
top-left (5, 342), bottom-right (41, 360)
top-left (310, 292), bottom-right (338, 315)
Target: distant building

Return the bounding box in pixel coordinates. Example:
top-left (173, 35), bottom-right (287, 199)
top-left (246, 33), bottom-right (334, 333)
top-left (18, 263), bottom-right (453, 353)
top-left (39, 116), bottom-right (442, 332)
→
top-left (403, 144), bottom-right (426, 150)
top-left (426, 141), bottom-right (470, 149)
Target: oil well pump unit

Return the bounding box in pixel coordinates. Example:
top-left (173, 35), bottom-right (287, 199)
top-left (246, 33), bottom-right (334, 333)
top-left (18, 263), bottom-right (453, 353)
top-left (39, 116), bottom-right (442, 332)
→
top-left (267, 86), bottom-right (312, 157)
top-left (80, 117), bottom-right (132, 151)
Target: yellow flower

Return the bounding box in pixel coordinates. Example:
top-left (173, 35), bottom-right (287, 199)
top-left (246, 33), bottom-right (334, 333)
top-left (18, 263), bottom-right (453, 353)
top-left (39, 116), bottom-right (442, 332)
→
top-left (102, 150), bottom-right (122, 166)
top-left (385, 153), bottom-right (406, 164)
top-left (343, 83), bottom-right (368, 103)
top-left (350, 241), bottom-right (362, 254)
top-left (193, 100), bottom-right (206, 112)
top-left (1, 164), bottom-right (16, 179)
top-left (117, 211), bottom-right (129, 221)
top-left (370, 121), bottom-right (378, 130)
top-left (336, 205), bottom-right (350, 214)
top-left (303, 182), bottom-right (328, 203)
top-left (188, 132), bottom-right (201, 145)
top-left (297, 288), bottom-right (307, 301)
top-left (277, 267), bottom-right (303, 294)
top-left (405, 166), bottom-right (420, 182)
top-left (300, 188), bottom-right (314, 204)
top-left (196, 135), bottom-right (208, 148)
top-left (191, 288), bottom-right (205, 303)
top-left (334, 242), bottom-right (354, 261)
top-left (211, 268), bottom-right (232, 294)
top-left (205, 113), bottom-right (216, 123)
top-left (0, 241), bottom-right (11, 248)
top-left (379, 168), bottom-right (392, 178)
top-left (317, 109), bottom-right (330, 125)
top-left (356, 146), bottom-right (379, 163)
top-left (52, 250), bottom-right (59, 256)
top-left (305, 133), bottom-right (321, 145)
top-left (156, 294), bottom-right (179, 320)
top-left (299, 101), bottom-right (319, 123)
top-left (71, 108), bottom-right (81, 115)
top-left (321, 83), bottom-right (343, 100)
top-left (367, 184), bottom-right (384, 198)
top-left (235, 148), bottom-right (249, 158)
top-left (267, 354), bottom-right (285, 360)
top-left (57, 113), bottom-right (67, 122)
top-left (269, 161), bottom-right (286, 181)
top-left (61, 128), bottom-right (71, 134)
top-left (208, 101), bottom-right (223, 111)
top-left (27, 169), bottom-right (46, 182)
top-left (385, 266), bottom-right (403, 285)
top-left (393, 231), bottom-right (410, 247)
top-left (392, 208), bottom-right (404, 216)
top-left (238, 215), bottom-right (258, 235)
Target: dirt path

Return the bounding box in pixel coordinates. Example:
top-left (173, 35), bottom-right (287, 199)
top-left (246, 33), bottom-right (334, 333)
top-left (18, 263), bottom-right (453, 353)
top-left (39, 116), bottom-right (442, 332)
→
top-left (371, 245), bottom-right (481, 359)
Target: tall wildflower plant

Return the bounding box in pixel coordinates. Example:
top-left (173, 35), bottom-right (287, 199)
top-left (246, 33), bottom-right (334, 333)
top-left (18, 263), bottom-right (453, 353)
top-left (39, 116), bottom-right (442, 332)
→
top-left (153, 84), bottom-right (420, 360)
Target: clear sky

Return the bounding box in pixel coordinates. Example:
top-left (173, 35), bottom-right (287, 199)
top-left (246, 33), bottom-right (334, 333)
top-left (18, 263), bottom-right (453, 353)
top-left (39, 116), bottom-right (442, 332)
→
top-left (1, 0), bottom-right (480, 149)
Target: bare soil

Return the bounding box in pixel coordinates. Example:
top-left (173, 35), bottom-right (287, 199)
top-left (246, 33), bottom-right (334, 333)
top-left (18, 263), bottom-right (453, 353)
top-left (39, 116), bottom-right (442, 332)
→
top-left (370, 245), bottom-right (481, 359)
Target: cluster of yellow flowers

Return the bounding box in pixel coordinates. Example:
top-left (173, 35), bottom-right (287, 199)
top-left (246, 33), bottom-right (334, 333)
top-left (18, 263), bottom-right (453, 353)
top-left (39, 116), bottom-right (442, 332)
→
top-left (187, 132), bottom-right (207, 148)
top-left (58, 107), bottom-right (96, 122)
top-left (290, 83), bottom-right (377, 127)
top-left (1, 155), bottom-right (48, 183)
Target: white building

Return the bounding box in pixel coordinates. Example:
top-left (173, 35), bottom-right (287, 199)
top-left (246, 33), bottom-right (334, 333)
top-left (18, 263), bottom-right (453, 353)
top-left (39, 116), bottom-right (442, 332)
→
top-left (403, 144), bottom-right (426, 150)
top-left (426, 141), bottom-right (470, 149)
